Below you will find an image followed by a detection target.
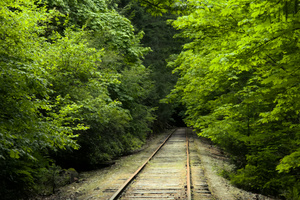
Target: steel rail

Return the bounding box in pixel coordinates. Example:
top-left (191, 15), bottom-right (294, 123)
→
top-left (186, 128), bottom-right (192, 200)
top-left (109, 129), bottom-right (177, 200)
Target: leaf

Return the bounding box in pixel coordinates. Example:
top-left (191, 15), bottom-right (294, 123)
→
top-left (9, 149), bottom-right (20, 159)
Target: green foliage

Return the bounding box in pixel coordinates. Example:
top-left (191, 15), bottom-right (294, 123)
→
top-left (283, 183), bottom-right (300, 200)
top-left (39, 0), bottom-right (156, 170)
top-left (0, 1), bottom-right (82, 198)
top-left (277, 150), bottom-right (300, 173)
top-left (163, 0), bottom-right (300, 197)
top-left (116, 0), bottom-right (186, 131)
top-left (135, 0), bottom-right (189, 16)
top-left (0, 0), bottom-right (156, 198)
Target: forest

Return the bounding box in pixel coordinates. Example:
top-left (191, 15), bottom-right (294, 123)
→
top-left (0, 0), bottom-right (299, 199)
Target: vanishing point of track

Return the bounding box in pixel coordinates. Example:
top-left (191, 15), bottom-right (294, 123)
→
top-left (108, 128), bottom-right (213, 200)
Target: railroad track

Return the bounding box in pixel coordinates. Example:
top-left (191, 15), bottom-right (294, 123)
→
top-left (108, 128), bottom-right (213, 200)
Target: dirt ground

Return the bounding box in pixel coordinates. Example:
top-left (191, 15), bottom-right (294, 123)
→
top-left (34, 129), bottom-right (278, 200)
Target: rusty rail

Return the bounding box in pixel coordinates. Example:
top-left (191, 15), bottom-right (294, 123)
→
top-left (186, 128), bottom-right (192, 200)
top-left (109, 129), bottom-right (177, 200)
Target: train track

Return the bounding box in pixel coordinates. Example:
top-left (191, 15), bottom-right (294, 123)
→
top-left (108, 128), bottom-right (213, 200)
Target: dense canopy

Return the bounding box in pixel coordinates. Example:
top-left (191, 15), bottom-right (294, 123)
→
top-left (163, 0), bottom-right (300, 198)
top-left (1, 0), bottom-right (300, 199)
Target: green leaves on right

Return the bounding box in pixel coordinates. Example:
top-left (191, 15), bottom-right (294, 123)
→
top-left (165, 0), bottom-right (300, 198)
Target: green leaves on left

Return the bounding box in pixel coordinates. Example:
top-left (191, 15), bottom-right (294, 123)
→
top-left (0, 0), bottom-right (154, 198)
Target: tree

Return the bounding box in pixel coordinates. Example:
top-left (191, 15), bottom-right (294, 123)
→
top-left (0, 1), bottom-right (87, 198)
top-left (0, 0), bottom-right (156, 198)
top-left (114, 0), bottom-right (186, 131)
top-left (41, 0), bottom-right (156, 170)
top-left (163, 0), bottom-right (300, 197)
